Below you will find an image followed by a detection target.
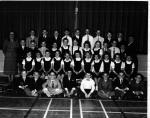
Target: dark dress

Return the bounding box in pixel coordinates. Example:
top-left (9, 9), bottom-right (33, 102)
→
top-left (3, 40), bottom-right (18, 75)
top-left (63, 59), bottom-right (72, 73)
top-left (83, 58), bottom-right (92, 73)
top-left (103, 60), bottom-right (111, 74)
top-left (124, 61), bottom-right (134, 76)
top-left (43, 57), bottom-right (52, 74)
top-left (53, 57), bottom-right (62, 74)
top-left (34, 58), bottom-right (42, 73)
top-left (93, 60), bottom-right (102, 77)
top-left (93, 48), bottom-right (101, 56)
top-left (73, 58), bottom-right (84, 83)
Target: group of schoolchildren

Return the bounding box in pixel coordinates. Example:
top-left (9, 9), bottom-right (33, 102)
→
top-left (12, 29), bottom-right (146, 100)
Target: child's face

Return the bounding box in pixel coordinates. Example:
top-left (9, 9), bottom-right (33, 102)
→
top-left (50, 72), bottom-right (56, 80)
top-left (104, 55), bottom-right (109, 60)
top-left (30, 30), bottom-right (35, 36)
top-left (68, 71), bottom-right (72, 76)
top-left (73, 40), bottom-right (78, 46)
top-left (115, 55), bottom-right (120, 61)
top-left (86, 73), bottom-right (91, 78)
top-left (41, 42), bottom-right (46, 47)
top-left (20, 40), bottom-right (25, 46)
top-left (119, 72), bottom-right (124, 79)
top-left (45, 52), bottom-right (50, 57)
top-left (135, 75), bottom-right (142, 82)
top-left (42, 30), bottom-right (47, 35)
top-left (54, 31), bottom-right (59, 36)
top-left (34, 72), bottom-right (39, 79)
top-left (85, 29), bottom-right (89, 34)
top-left (95, 42), bottom-right (100, 48)
top-left (31, 43), bottom-right (35, 48)
top-left (103, 43), bottom-right (108, 48)
top-left (96, 30), bottom-right (100, 36)
top-left (85, 44), bottom-right (89, 49)
top-left (120, 45), bottom-right (125, 50)
top-left (112, 41), bottom-right (117, 47)
top-left (75, 53), bottom-right (80, 58)
top-left (53, 43), bottom-right (57, 48)
top-left (27, 52), bottom-right (31, 57)
top-left (75, 30), bottom-right (80, 35)
top-left (118, 33), bottom-right (122, 38)
top-left (65, 54), bottom-right (70, 59)
top-left (103, 73), bottom-right (108, 80)
top-left (94, 55), bottom-right (99, 60)
top-left (36, 53), bottom-right (41, 58)
top-left (55, 51), bottom-right (60, 57)
top-left (126, 56), bottom-right (131, 61)
top-left (107, 32), bottom-right (112, 38)
top-left (85, 73), bottom-right (91, 80)
top-left (65, 30), bottom-right (69, 35)
top-left (85, 53), bottom-right (90, 58)
top-left (63, 40), bottom-right (68, 46)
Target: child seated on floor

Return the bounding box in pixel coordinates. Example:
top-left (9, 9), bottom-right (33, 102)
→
top-left (113, 71), bottom-right (130, 100)
top-left (97, 72), bottom-right (115, 99)
top-left (63, 70), bottom-right (77, 98)
top-left (13, 70), bottom-right (30, 96)
top-left (79, 73), bottom-right (96, 99)
top-left (42, 72), bottom-right (63, 97)
top-left (129, 73), bottom-right (146, 100)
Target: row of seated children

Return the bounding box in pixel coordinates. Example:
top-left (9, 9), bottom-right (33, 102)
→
top-left (13, 70), bottom-right (146, 100)
top-left (20, 48), bottom-right (135, 83)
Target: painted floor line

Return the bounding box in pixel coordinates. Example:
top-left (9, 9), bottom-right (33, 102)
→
top-left (43, 98), bottom-right (52, 118)
top-left (0, 96), bottom-right (147, 103)
top-left (70, 99), bottom-right (73, 118)
top-left (0, 107), bottom-right (70, 112)
top-left (80, 98), bottom-right (147, 103)
top-left (80, 106), bottom-right (146, 108)
top-left (82, 110), bottom-right (147, 114)
top-left (0, 96), bottom-right (71, 100)
top-left (99, 100), bottom-right (109, 118)
top-left (79, 99), bottom-right (83, 118)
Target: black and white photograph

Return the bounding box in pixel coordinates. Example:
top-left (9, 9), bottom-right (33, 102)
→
top-left (0, 1), bottom-right (148, 118)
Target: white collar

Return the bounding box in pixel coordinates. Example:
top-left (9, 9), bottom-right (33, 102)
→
top-left (115, 60), bottom-right (121, 63)
top-left (84, 48), bottom-right (90, 51)
top-left (26, 57), bottom-right (32, 61)
top-left (85, 58), bottom-right (92, 62)
top-left (55, 57), bottom-right (61, 60)
top-left (36, 58), bottom-right (41, 62)
top-left (126, 61), bottom-right (132, 64)
top-left (64, 58), bottom-right (71, 62)
top-left (104, 59), bottom-right (109, 62)
top-left (45, 57), bottom-right (51, 61)
top-left (95, 59), bottom-right (100, 63)
top-left (75, 58), bottom-right (81, 61)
